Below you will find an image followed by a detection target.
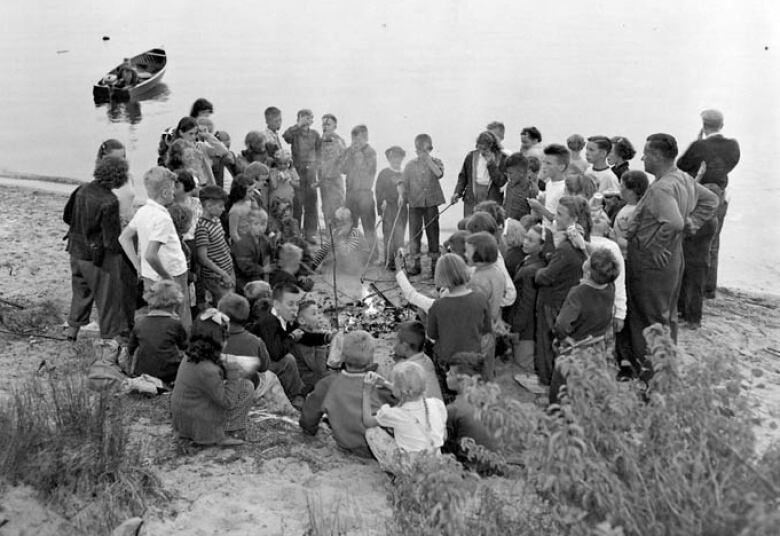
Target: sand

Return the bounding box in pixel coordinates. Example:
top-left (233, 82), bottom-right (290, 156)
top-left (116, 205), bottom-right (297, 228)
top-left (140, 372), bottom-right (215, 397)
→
top-left (0, 183), bottom-right (778, 535)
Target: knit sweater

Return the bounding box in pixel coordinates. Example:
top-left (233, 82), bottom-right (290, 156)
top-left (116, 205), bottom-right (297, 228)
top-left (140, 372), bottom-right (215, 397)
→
top-left (299, 371), bottom-right (392, 458)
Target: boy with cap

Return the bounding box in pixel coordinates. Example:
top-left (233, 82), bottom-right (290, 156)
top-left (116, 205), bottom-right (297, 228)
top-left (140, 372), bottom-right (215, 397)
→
top-left (195, 185), bottom-right (235, 307)
top-left (299, 330), bottom-right (392, 458)
top-left (375, 146), bottom-right (407, 270)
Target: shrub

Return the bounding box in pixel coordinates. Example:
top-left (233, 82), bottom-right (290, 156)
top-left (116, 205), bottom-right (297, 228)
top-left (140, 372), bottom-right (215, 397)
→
top-left (390, 324), bottom-right (780, 535)
top-left (0, 374), bottom-right (167, 533)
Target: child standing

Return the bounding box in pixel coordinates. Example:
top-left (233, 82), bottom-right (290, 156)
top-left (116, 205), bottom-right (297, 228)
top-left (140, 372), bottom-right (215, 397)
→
top-left (613, 170), bottom-right (649, 257)
top-left (319, 113), bottom-right (346, 226)
top-left (427, 254), bottom-right (492, 373)
top-left (300, 331), bottom-right (392, 458)
top-left (292, 300), bottom-right (331, 394)
top-left (509, 223), bottom-right (547, 392)
top-left (465, 232), bottom-right (506, 380)
top-left (375, 146), bottom-right (407, 270)
top-left (171, 309), bottom-right (255, 447)
top-left (391, 321), bottom-right (442, 400)
top-left (341, 125), bottom-right (378, 254)
top-left (403, 134), bottom-right (445, 278)
top-left (195, 186), bottom-right (235, 306)
top-left (533, 196), bottom-right (590, 391)
top-left (225, 174), bottom-right (257, 245)
top-left (270, 242), bottom-right (314, 292)
top-left (127, 280), bottom-right (188, 383)
top-left (283, 109), bottom-right (321, 243)
top-left (503, 152), bottom-right (538, 222)
top-left (362, 362), bottom-right (448, 473)
top-left (232, 208), bottom-right (272, 291)
top-left (549, 249), bottom-right (619, 404)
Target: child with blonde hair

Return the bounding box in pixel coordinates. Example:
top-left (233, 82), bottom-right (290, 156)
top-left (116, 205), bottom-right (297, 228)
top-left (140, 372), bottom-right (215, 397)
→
top-left (270, 242), bottom-right (313, 291)
top-left (127, 279), bottom-right (188, 383)
top-left (362, 361), bottom-right (447, 472)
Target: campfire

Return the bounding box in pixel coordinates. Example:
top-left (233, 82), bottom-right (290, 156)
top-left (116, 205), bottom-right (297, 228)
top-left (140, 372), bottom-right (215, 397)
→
top-left (322, 282), bottom-right (417, 336)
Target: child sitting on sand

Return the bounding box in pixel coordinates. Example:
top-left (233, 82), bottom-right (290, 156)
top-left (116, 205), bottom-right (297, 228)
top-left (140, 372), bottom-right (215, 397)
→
top-left (293, 300), bottom-right (331, 394)
top-left (127, 280), bottom-right (188, 384)
top-left (391, 321), bottom-right (442, 400)
top-left (244, 280), bottom-right (272, 325)
top-left (362, 361), bottom-right (447, 473)
top-left (232, 208), bottom-right (273, 291)
top-left (300, 331), bottom-right (391, 458)
top-left (548, 248), bottom-right (619, 405)
top-left (171, 309), bottom-right (255, 447)
top-left (442, 351), bottom-right (498, 473)
top-left (270, 242), bottom-right (314, 291)
top-left (225, 174), bottom-right (257, 244)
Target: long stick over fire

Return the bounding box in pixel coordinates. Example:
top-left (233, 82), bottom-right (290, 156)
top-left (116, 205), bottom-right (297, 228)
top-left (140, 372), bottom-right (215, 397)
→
top-left (328, 223), bottom-right (340, 327)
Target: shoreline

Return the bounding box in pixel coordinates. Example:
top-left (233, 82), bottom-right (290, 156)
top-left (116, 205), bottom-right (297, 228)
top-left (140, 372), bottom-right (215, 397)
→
top-left (1, 175), bottom-right (777, 301)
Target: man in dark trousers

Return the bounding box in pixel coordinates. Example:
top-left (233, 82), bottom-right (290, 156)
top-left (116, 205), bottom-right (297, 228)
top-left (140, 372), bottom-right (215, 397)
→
top-left (618, 133), bottom-right (718, 380)
top-left (249, 282), bottom-right (330, 409)
top-left (676, 109), bottom-right (740, 298)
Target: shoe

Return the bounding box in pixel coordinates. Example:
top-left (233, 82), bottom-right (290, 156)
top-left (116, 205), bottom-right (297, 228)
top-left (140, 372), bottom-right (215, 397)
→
top-left (684, 321), bottom-right (701, 330)
top-left (406, 258), bottom-right (421, 276)
top-left (305, 236), bottom-right (318, 245)
top-left (704, 291), bottom-right (716, 300)
top-left (617, 365), bottom-right (635, 382)
top-left (217, 437), bottom-right (245, 447)
top-left (513, 373), bottom-right (548, 395)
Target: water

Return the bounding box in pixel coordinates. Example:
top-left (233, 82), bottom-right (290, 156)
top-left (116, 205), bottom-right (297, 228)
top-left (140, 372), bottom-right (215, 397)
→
top-left (0, 0), bottom-right (778, 294)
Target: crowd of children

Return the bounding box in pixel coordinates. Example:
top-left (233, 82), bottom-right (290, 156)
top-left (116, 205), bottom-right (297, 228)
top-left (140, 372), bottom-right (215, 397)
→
top-left (63, 99), bottom-right (729, 471)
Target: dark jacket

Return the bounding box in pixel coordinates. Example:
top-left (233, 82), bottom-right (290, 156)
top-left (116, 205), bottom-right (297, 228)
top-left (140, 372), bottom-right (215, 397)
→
top-left (283, 125), bottom-right (322, 166)
top-left (677, 134), bottom-right (740, 190)
top-left (249, 310), bottom-right (328, 362)
top-left (63, 181), bottom-right (122, 262)
top-left (231, 234), bottom-right (271, 290)
top-left (510, 252), bottom-right (547, 339)
top-left (535, 239), bottom-right (586, 310)
top-left (454, 150), bottom-right (507, 206)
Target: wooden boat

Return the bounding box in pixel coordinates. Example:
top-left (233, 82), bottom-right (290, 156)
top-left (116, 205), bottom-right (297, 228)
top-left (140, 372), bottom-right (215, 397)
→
top-left (92, 48), bottom-right (167, 101)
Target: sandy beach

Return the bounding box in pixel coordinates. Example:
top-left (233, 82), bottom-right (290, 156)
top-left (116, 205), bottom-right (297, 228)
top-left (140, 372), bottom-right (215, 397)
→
top-left (1, 182), bottom-right (778, 534)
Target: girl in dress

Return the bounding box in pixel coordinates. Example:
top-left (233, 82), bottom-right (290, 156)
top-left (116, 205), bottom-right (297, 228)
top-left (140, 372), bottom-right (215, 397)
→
top-left (171, 309), bottom-right (256, 447)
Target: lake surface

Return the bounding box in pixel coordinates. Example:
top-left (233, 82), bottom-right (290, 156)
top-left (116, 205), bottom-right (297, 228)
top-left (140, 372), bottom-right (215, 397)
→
top-left (0, 0), bottom-right (778, 294)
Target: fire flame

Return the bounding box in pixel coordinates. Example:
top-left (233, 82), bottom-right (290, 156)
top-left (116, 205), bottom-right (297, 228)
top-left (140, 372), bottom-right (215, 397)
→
top-left (362, 284), bottom-right (381, 317)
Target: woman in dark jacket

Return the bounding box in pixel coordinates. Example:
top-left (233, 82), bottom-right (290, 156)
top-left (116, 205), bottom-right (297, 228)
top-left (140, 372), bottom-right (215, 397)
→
top-left (63, 156), bottom-right (130, 340)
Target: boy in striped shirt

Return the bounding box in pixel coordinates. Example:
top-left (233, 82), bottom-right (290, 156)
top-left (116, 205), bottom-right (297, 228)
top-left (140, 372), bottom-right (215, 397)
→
top-left (195, 186), bottom-right (235, 306)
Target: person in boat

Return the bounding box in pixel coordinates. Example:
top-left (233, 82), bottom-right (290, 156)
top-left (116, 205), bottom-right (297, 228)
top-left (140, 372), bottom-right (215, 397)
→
top-left (116, 58), bottom-right (139, 88)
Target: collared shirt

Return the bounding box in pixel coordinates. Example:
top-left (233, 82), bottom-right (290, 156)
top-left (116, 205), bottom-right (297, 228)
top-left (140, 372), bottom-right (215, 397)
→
top-left (320, 132), bottom-right (346, 178)
top-left (282, 125), bottom-right (322, 166)
top-left (541, 179), bottom-right (566, 230)
top-left (264, 128), bottom-right (284, 151)
top-left (271, 307), bottom-right (287, 331)
top-left (127, 198), bottom-right (188, 280)
top-left (402, 156), bottom-right (446, 208)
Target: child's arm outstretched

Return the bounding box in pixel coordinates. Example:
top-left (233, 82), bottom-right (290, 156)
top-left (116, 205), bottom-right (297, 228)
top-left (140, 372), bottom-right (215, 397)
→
top-left (362, 372), bottom-right (382, 428)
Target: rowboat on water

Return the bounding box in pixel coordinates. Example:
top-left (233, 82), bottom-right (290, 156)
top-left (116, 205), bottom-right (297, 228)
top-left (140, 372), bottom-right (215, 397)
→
top-left (92, 48), bottom-right (167, 101)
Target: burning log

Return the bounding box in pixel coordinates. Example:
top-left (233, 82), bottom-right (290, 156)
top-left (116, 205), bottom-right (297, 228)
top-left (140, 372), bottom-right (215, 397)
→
top-left (321, 283), bottom-right (417, 336)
